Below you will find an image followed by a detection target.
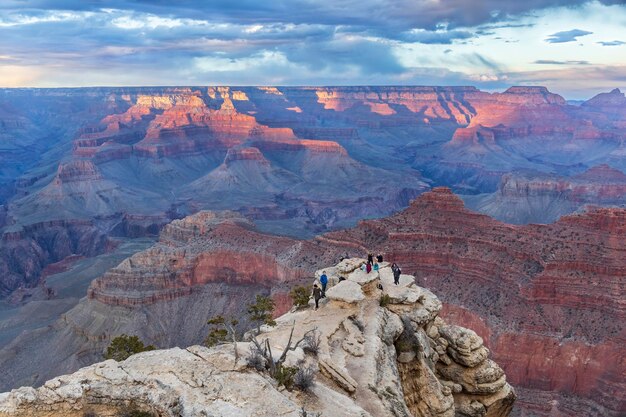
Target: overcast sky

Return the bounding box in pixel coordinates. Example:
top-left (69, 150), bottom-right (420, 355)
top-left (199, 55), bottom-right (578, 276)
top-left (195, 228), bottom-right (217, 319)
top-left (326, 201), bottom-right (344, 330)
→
top-left (0, 0), bottom-right (625, 98)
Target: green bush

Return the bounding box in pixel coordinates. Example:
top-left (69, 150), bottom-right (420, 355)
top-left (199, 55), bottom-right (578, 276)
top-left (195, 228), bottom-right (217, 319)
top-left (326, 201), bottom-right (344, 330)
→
top-left (293, 366), bottom-right (315, 391)
top-left (248, 295), bottom-right (276, 332)
top-left (379, 294), bottom-right (391, 307)
top-left (205, 315), bottom-right (239, 347)
top-left (289, 286), bottom-right (310, 309)
top-left (275, 365), bottom-right (298, 390)
top-left (104, 334), bottom-right (155, 362)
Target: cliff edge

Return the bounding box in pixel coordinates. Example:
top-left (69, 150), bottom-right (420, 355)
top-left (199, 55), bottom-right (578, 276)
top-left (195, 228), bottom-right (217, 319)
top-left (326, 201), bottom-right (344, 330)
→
top-left (0, 258), bottom-right (514, 417)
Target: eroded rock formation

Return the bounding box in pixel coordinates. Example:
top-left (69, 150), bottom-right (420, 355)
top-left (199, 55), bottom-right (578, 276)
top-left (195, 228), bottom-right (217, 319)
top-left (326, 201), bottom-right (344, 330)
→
top-left (0, 260), bottom-right (514, 417)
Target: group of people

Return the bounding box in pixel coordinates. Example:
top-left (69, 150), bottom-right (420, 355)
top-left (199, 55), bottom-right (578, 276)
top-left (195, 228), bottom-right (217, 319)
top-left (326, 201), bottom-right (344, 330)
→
top-left (312, 271), bottom-right (328, 310)
top-left (311, 253), bottom-right (403, 309)
top-left (362, 253), bottom-right (384, 273)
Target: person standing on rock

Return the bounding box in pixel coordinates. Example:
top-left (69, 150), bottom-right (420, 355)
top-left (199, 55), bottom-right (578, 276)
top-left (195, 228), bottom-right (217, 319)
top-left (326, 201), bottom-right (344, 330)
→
top-left (392, 263), bottom-right (402, 285)
top-left (366, 261), bottom-right (372, 273)
top-left (367, 253), bottom-right (374, 264)
top-left (320, 271), bottom-right (328, 298)
top-left (312, 284), bottom-right (322, 310)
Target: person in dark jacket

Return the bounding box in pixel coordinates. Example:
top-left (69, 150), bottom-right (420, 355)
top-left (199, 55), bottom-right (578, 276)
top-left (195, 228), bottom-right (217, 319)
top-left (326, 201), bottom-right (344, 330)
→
top-left (392, 263), bottom-right (401, 285)
top-left (376, 253), bottom-right (383, 263)
top-left (312, 284), bottom-right (322, 310)
top-left (367, 253), bottom-right (373, 264)
top-left (320, 271), bottom-right (328, 297)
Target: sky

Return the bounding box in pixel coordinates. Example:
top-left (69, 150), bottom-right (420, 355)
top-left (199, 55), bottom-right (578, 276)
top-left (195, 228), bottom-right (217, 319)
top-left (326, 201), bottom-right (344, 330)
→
top-left (0, 0), bottom-right (625, 99)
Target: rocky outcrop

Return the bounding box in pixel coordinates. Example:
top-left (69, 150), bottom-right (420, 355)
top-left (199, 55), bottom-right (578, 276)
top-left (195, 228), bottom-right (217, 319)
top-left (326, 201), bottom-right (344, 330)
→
top-left (0, 259), bottom-right (514, 417)
top-left (321, 188), bottom-right (626, 417)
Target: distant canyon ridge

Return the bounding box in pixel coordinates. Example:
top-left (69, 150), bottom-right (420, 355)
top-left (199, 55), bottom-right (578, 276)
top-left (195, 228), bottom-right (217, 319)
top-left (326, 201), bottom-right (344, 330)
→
top-left (0, 85), bottom-right (625, 298)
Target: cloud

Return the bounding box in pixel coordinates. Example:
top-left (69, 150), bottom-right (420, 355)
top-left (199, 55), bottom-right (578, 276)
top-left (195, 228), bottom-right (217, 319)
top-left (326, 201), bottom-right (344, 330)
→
top-left (400, 29), bottom-right (474, 44)
top-left (533, 59), bottom-right (590, 65)
top-left (0, 1), bottom-right (621, 30)
top-left (597, 40), bottom-right (625, 46)
top-left (545, 29), bottom-right (593, 43)
top-left (0, 0), bottom-right (624, 98)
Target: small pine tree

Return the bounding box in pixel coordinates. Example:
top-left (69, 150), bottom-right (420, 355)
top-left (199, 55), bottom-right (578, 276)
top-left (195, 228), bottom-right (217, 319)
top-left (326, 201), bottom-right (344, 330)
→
top-left (289, 286), bottom-right (310, 309)
top-left (205, 315), bottom-right (239, 347)
top-left (248, 294), bottom-right (276, 333)
top-left (104, 334), bottom-right (155, 362)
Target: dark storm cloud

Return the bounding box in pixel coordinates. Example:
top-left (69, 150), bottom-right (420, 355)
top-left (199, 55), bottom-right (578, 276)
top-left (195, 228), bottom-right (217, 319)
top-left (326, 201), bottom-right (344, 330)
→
top-left (545, 29), bottom-right (593, 43)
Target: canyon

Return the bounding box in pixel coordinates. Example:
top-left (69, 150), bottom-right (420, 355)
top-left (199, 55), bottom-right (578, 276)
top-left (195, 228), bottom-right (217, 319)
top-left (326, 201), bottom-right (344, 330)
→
top-left (0, 86), bottom-right (624, 416)
top-left (1, 86), bottom-right (625, 298)
top-left (0, 189), bottom-right (623, 417)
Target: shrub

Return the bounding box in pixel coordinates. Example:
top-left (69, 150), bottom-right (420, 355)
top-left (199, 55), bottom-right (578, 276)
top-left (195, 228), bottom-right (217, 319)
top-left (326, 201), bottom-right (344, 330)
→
top-left (379, 294), bottom-right (391, 307)
top-left (248, 295), bottom-right (276, 333)
top-left (104, 334), bottom-right (155, 362)
top-left (246, 345), bottom-right (266, 371)
top-left (289, 286), bottom-right (311, 309)
top-left (302, 329), bottom-right (321, 355)
top-left (293, 366), bottom-right (315, 391)
top-left (275, 365), bottom-right (298, 390)
top-left (205, 315), bottom-right (239, 347)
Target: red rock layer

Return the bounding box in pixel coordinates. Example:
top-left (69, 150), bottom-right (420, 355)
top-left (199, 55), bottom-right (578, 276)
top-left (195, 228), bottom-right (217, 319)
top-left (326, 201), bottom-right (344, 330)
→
top-left (498, 165), bottom-right (626, 204)
top-left (87, 212), bottom-right (338, 308)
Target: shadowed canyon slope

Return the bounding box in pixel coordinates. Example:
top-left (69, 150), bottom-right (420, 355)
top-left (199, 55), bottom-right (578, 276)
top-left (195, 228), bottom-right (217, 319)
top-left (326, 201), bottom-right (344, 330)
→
top-left (0, 189), bottom-right (622, 417)
top-left (1, 86), bottom-right (626, 299)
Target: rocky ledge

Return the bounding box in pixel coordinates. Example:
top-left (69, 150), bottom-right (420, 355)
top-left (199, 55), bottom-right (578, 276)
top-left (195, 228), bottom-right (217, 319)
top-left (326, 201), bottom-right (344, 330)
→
top-left (0, 259), bottom-right (514, 417)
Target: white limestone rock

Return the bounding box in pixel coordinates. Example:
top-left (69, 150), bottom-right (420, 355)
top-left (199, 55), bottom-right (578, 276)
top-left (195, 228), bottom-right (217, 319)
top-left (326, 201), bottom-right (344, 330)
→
top-left (326, 280), bottom-right (365, 303)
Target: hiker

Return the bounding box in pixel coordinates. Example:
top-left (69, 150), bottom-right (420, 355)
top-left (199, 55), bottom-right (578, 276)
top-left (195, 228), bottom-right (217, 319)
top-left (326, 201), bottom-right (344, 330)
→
top-left (373, 262), bottom-right (379, 272)
top-left (320, 271), bottom-right (328, 297)
top-left (367, 253), bottom-right (374, 264)
top-left (312, 284), bottom-right (322, 310)
top-left (392, 263), bottom-right (402, 285)
top-left (376, 253), bottom-right (383, 263)
top-left (366, 261), bottom-right (372, 273)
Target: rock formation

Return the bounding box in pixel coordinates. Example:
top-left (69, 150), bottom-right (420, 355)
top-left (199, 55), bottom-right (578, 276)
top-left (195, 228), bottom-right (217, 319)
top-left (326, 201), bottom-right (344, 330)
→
top-left (463, 164), bottom-right (626, 224)
top-left (322, 188), bottom-right (626, 417)
top-left (0, 259), bottom-right (515, 417)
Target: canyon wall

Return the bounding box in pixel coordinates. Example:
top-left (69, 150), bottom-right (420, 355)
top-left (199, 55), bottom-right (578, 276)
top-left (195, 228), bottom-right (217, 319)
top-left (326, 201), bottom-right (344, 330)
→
top-left (0, 189), bottom-right (622, 417)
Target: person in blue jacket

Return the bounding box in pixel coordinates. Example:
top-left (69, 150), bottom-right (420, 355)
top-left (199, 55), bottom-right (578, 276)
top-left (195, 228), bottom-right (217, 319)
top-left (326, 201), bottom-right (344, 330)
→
top-left (320, 271), bottom-right (328, 298)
